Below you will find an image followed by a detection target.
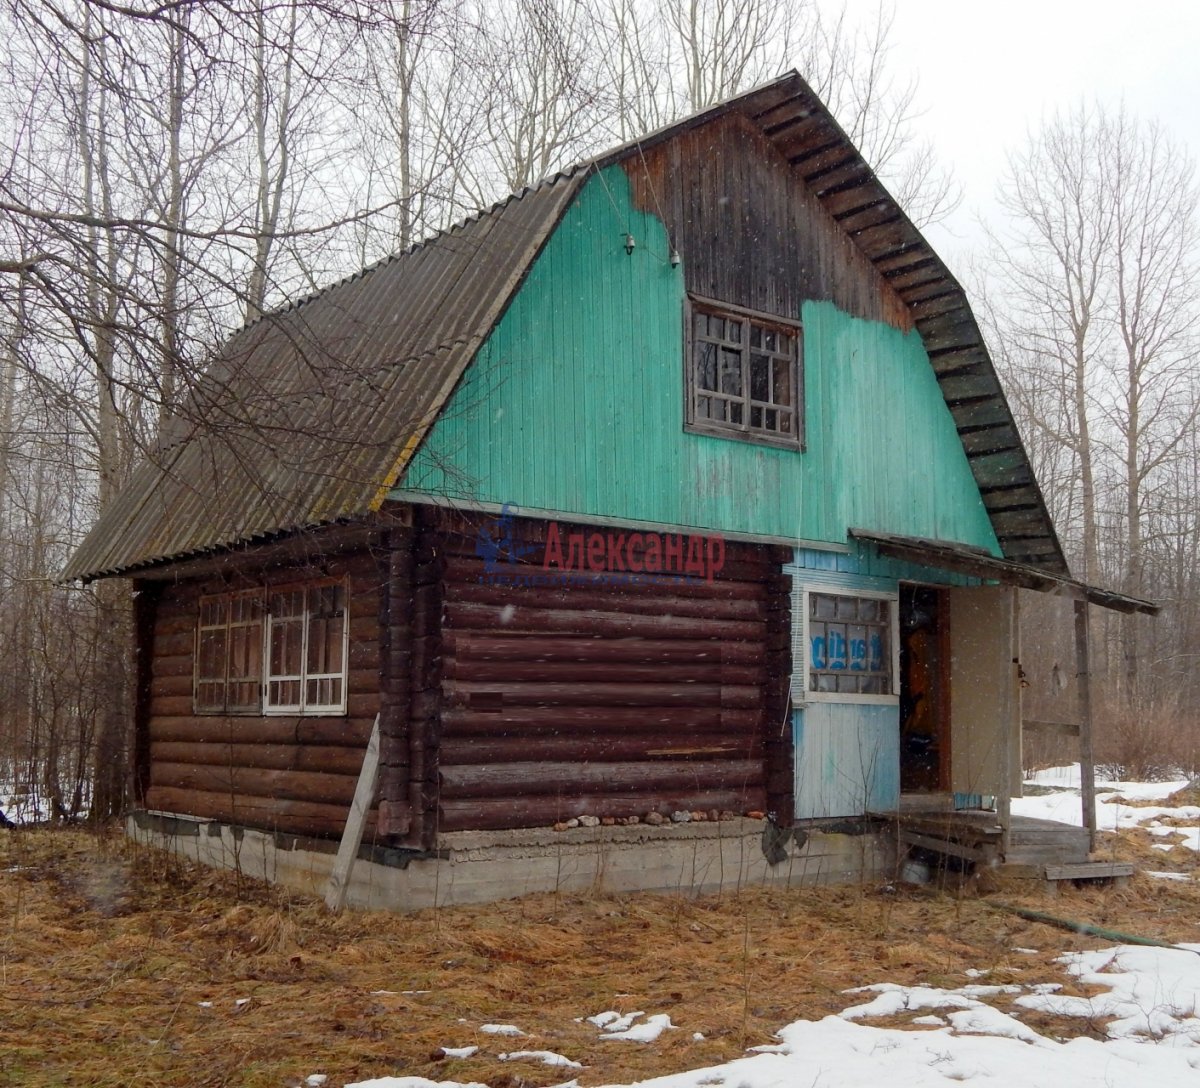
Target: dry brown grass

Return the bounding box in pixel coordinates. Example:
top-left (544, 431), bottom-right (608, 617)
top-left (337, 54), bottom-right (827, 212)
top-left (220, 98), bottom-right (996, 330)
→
top-left (3, 826), bottom-right (1200, 1088)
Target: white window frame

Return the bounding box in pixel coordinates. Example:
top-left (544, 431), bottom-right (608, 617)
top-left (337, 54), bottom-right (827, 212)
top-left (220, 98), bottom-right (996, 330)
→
top-left (263, 579), bottom-right (350, 716)
top-left (792, 585), bottom-right (900, 706)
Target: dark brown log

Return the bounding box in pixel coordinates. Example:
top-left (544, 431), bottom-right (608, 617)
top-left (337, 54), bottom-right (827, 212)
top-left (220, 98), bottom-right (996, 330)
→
top-left (151, 761), bottom-right (358, 806)
top-left (439, 788), bottom-right (766, 832)
top-left (441, 658), bottom-right (766, 685)
top-left (446, 576), bottom-right (767, 621)
top-left (442, 679), bottom-right (763, 709)
top-left (151, 741), bottom-right (368, 776)
top-left (439, 734), bottom-right (763, 765)
top-left (444, 602), bottom-right (763, 641)
top-left (150, 673), bottom-right (194, 698)
top-left (441, 705), bottom-right (760, 735)
top-left (148, 715), bottom-right (373, 746)
top-left (439, 759), bottom-right (763, 800)
top-left (152, 629), bottom-right (194, 657)
top-left (150, 695), bottom-right (195, 717)
top-left (442, 633), bottom-right (763, 666)
top-left (151, 652), bottom-right (195, 679)
top-left (145, 785), bottom-right (374, 840)
top-left (347, 692), bottom-right (381, 719)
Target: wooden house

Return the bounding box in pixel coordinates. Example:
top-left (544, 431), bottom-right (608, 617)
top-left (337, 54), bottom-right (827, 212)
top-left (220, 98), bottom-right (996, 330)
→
top-left (64, 73), bottom-right (1155, 906)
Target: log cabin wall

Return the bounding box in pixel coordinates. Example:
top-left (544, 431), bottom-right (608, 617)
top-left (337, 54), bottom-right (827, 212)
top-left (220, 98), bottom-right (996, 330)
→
top-left (138, 544), bottom-right (386, 840)
top-left (623, 111), bottom-right (912, 332)
top-left (427, 508), bottom-right (792, 833)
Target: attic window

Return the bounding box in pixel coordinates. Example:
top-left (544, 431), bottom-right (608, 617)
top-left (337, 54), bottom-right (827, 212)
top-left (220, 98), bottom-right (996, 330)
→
top-left (686, 298), bottom-right (802, 447)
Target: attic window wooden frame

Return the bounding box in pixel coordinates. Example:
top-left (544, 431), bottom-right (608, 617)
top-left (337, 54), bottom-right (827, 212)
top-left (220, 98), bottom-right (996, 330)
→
top-left (684, 296), bottom-right (803, 449)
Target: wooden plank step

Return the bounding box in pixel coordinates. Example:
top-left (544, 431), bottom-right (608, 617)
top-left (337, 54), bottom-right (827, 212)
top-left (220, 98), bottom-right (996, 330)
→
top-left (1045, 861), bottom-right (1134, 881)
top-left (899, 830), bottom-right (985, 863)
top-left (1008, 834), bottom-right (1094, 849)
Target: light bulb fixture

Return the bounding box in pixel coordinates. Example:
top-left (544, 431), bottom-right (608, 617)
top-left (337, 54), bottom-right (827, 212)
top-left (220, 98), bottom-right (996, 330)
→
top-left (624, 233), bottom-right (636, 255)
top-left (669, 248), bottom-right (681, 267)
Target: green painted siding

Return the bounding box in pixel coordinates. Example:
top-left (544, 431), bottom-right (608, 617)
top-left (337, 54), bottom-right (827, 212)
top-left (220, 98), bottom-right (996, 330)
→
top-left (400, 167), bottom-right (999, 554)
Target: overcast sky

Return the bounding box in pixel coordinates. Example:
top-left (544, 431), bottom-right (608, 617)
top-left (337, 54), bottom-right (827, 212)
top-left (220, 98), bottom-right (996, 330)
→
top-left (834, 0), bottom-right (1200, 268)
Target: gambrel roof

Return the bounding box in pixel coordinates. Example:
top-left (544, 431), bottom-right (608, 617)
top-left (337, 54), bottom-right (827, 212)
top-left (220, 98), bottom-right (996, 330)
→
top-left (64, 71), bottom-right (1069, 584)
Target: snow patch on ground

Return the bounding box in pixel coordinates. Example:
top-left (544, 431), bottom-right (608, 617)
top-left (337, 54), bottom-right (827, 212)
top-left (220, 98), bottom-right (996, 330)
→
top-left (478, 1023), bottom-right (526, 1037)
top-left (1016, 944), bottom-right (1200, 1045)
top-left (499, 1049), bottom-right (582, 1068)
top-left (593, 1012), bottom-right (676, 1042)
top-left (1016, 763), bottom-right (1200, 854)
top-left (350, 934), bottom-right (1200, 1088)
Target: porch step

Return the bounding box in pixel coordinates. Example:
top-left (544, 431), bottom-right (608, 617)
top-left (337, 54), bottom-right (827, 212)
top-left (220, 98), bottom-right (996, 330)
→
top-left (1005, 846), bottom-right (1089, 868)
top-left (1044, 861), bottom-right (1134, 884)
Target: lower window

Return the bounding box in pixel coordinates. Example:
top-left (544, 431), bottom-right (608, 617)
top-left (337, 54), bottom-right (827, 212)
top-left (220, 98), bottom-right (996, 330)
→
top-left (193, 579), bottom-right (348, 716)
top-left (796, 588), bottom-right (898, 703)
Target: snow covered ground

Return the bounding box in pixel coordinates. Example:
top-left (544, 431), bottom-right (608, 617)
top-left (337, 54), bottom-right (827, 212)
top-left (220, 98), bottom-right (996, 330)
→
top-left (1015, 764), bottom-right (1200, 858)
top-left (334, 767), bottom-right (1200, 1088)
top-left (339, 942), bottom-right (1200, 1087)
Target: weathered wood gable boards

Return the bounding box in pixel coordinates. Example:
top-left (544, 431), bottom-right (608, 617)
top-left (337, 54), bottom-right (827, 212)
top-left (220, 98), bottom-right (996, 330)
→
top-left (401, 118), bottom-right (997, 554)
top-left (136, 546), bottom-right (385, 840)
top-left (626, 112), bottom-right (911, 330)
top-left (377, 508), bottom-right (793, 844)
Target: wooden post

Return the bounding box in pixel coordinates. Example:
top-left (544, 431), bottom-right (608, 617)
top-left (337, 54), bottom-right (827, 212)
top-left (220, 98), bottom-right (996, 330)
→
top-left (1073, 599), bottom-right (1098, 852)
top-left (324, 714), bottom-right (381, 913)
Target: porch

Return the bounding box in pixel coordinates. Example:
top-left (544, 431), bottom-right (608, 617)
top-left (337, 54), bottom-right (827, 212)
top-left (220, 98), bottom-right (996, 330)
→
top-left (871, 807), bottom-right (1132, 887)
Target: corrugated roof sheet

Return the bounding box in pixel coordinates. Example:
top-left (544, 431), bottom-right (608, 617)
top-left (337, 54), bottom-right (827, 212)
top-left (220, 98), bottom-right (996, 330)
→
top-left (62, 172), bottom-right (585, 581)
top-left (64, 70), bottom-right (1069, 582)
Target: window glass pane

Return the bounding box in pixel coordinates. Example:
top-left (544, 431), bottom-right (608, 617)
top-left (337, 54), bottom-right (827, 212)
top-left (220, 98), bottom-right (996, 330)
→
top-left (307, 610), bottom-right (345, 676)
top-left (270, 588), bottom-right (305, 619)
top-left (197, 627), bottom-right (226, 681)
top-left (826, 623), bottom-right (847, 670)
top-left (719, 349), bottom-right (742, 395)
top-left (772, 359), bottom-right (792, 406)
top-left (696, 395), bottom-right (712, 419)
top-left (270, 616), bottom-right (303, 677)
top-left (727, 320), bottom-right (741, 343)
top-left (750, 406), bottom-right (762, 428)
top-left (764, 409), bottom-right (777, 430)
top-left (268, 679), bottom-right (301, 706)
top-left (694, 312), bottom-right (708, 337)
top-left (696, 342), bottom-right (717, 391)
top-left (807, 594), bottom-right (892, 698)
top-left (710, 316), bottom-right (725, 339)
top-left (763, 328), bottom-right (777, 351)
top-left (195, 679), bottom-right (226, 711)
top-left (750, 325), bottom-right (761, 348)
top-left (750, 355), bottom-right (769, 400)
top-left (809, 621), bottom-right (827, 669)
top-left (199, 598), bottom-right (227, 628)
top-left (729, 402), bottom-right (743, 424)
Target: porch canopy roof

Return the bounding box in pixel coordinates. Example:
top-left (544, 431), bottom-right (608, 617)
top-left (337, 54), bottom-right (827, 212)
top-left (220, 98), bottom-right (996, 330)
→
top-left (849, 529), bottom-right (1159, 616)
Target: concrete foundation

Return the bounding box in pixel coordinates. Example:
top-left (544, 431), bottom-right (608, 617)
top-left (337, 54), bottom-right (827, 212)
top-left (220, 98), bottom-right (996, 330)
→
top-left (127, 811), bottom-right (896, 911)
